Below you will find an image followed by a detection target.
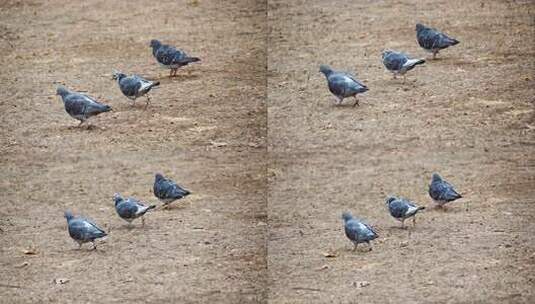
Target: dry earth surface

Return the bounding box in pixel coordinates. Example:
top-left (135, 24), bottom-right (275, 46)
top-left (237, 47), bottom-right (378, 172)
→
top-left (1, 0), bottom-right (535, 303)
top-left (1, 0), bottom-right (267, 303)
top-left (268, 0), bottom-right (535, 303)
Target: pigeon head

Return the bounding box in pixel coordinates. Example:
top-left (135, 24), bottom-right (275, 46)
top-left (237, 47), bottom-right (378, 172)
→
top-left (112, 70), bottom-right (126, 81)
top-left (56, 86), bottom-right (70, 98)
top-left (432, 173), bottom-right (443, 183)
top-left (150, 39), bottom-right (161, 49)
top-left (113, 193), bottom-right (123, 206)
top-left (381, 49), bottom-right (394, 59)
top-left (319, 65), bottom-right (333, 76)
top-left (155, 173), bottom-right (164, 182)
top-left (342, 212), bottom-right (353, 222)
top-left (64, 211), bottom-right (74, 221)
top-left (416, 23), bottom-right (427, 32)
top-left (385, 196), bottom-right (397, 205)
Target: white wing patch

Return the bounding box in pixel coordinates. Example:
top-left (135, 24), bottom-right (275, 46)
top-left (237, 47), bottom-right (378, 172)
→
top-left (135, 205), bottom-right (148, 215)
top-left (406, 205), bottom-right (418, 216)
top-left (139, 80), bottom-right (153, 91)
top-left (403, 59), bottom-right (422, 68)
top-left (343, 75), bottom-right (356, 85)
top-left (358, 222), bottom-right (368, 231)
top-left (82, 95), bottom-right (98, 105)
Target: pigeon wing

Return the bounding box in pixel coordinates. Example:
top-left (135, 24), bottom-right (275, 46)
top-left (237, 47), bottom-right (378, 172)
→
top-left (384, 52), bottom-right (407, 71)
top-left (119, 77), bottom-right (142, 97)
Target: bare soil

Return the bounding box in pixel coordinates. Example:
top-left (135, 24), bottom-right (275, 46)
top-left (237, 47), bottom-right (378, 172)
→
top-left (2, 0), bottom-right (535, 303)
top-left (0, 0), bottom-right (267, 303)
top-left (267, 0), bottom-right (535, 303)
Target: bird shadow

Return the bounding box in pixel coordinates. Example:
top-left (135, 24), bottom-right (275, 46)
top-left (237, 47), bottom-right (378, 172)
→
top-left (156, 73), bottom-right (201, 83)
top-left (114, 224), bottom-right (138, 231)
top-left (331, 102), bottom-right (366, 109)
top-left (428, 204), bottom-right (465, 214)
top-left (67, 246), bottom-right (107, 254)
top-left (60, 124), bottom-right (103, 132)
top-left (117, 102), bottom-right (152, 112)
top-left (156, 204), bottom-right (188, 211)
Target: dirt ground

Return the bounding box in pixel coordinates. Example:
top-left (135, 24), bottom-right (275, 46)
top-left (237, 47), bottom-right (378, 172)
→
top-left (267, 0), bottom-right (535, 303)
top-left (1, 0), bottom-right (534, 303)
top-left (0, 0), bottom-right (266, 303)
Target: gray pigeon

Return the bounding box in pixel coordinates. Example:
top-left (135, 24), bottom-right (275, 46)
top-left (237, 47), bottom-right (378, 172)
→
top-left (342, 212), bottom-right (378, 251)
top-left (114, 193), bottom-right (156, 226)
top-left (382, 50), bottom-right (425, 82)
top-left (56, 86), bottom-right (112, 127)
top-left (320, 65), bottom-right (368, 106)
top-left (64, 211), bottom-right (107, 250)
top-left (153, 173), bottom-right (191, 207)
top-left (112, 71), bottom-right (160, 108)
top-left (385, 196), bottom-right (425, 228)
top-left (150, 39), bottom-right (201, 77)
top-left (416, 23), bottom-right (459, 59)
top-left (429, 173), bottom-right (462, 208)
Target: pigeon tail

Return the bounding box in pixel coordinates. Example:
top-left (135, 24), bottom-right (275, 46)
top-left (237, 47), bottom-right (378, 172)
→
top-left (100, 104), bottom-right (112, 112)
top-left (184, 57), bottom-right (201, 63)
top-left (112, 70), bottom-right (127, 81)
top-left (449, 38), bottom-right (460, 46)
top-left (414, 59), bottom-right (426, 65)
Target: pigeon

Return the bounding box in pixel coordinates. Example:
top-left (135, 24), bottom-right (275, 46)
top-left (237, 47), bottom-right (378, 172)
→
top-left (319, 65), bottom-right (368, 107)
top-left (64, 211), bottom-right (107, 250)
top-left (382, 50), bottom-right (425, 82)
top-left (385, 196), bottom-right (425, 228)
top-left (114, 193), bottom-right (156, 226)
top-left (149, 39), bottom-right (201, 77)
top-left (56, 85), bottom-right (112, 127)
top-left (342, 212), bottom-right (378, 251)
top-left (153, 173), bottom-right (191, 207)
top-left (429, 173), bottom-right (462, 208)
top-left (416, 23), bottom-right (459, 59)
top-left (112, 71), bottom-right (160, 108)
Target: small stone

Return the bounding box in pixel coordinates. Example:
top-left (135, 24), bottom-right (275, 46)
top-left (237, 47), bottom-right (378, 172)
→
top-left (353, 281), bottom-right (370, 288)
top-left (54, 278), bottom-right (69, 285)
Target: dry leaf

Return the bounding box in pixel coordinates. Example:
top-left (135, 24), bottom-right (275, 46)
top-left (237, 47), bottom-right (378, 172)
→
top-left (322, 251), bottom-right (337, 258)
top-left (15, 261), bottom-right (29, 268)
top-left (210, 141), bottom-right (227, 147)
top-left (23, 248), bottom-right (37, 255)
top-left (54, 278), bottom-right (69, 285)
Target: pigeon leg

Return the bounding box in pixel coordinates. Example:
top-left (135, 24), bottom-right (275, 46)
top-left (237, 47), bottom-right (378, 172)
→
top-left (353, 97), bottom-right (360, 107)
top-left (432, 51), bottom-right (437, 60)
top-left (367, 242), bottom-right (373, 251)
top-left (142, 217), bottom-right (145, 227)
top-left (401, 220), bottom-right (405, 229)
top-left (91, 241), bottom-right (97, 250)
top-left (393, 73), bottom-right (397, 80)
top-left (77, 242), bottom-right (82, 250)
top-left (145, 95), bottom-right (151, 109)
top-left (413, 216), bottom-right (416, 227)
top-left (352, 243), bottom-right (358, 252)
top-left (78, 120), bottom-right (85, 127)
top-left (402, 75), bottom-right (406, 84)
